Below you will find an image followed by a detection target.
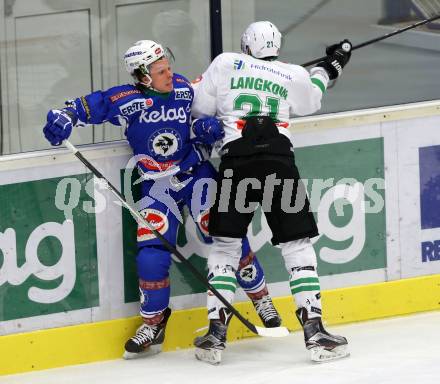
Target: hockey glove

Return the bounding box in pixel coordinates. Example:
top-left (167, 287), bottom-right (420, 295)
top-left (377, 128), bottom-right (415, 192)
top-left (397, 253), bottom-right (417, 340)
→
top-left (316, 39), bottom-right (352, 80)
top-left (43, 109), bottom-right (77, 146)
top-left (191, 117), bottom-right (224, 145)
top-left (177, 142), bottom-right (211, 174)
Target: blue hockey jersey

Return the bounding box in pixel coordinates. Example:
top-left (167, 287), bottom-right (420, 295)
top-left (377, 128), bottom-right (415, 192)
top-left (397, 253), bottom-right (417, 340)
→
top-left (68, 73), bottom-right (195, 171)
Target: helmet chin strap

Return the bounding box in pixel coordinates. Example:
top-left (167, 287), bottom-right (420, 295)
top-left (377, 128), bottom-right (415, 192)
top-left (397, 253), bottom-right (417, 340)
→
top-left (135, 73), bottom-right (166, 94)
top-left (139, 73), bottom-right (153, 88)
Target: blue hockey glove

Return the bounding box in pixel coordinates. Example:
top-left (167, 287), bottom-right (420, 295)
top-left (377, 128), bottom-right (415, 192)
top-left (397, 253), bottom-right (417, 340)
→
top-left (192, 117), bottom-right (224, 145)
top-left (178, 143), bottom-right (211, 173)
top-left (43, 109), bottom-right (77, 146)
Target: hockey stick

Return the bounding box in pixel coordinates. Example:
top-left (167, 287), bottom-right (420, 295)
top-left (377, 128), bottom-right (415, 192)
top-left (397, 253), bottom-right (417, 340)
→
top-left (301, 13), bottom-right (440, 67)
top-left (64, 140), bottom-right (289, 338)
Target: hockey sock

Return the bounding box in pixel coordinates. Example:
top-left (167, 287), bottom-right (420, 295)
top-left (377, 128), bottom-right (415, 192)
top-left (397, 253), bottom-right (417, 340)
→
top-left (280, 237), bottom-right (322, 319)
top-left (289, 266), bottom-right (322, 318)
top-left (236, 239), bottom-right (267, 299)
top-left (139, 277), bottom-right (170, 324)
top-left (207, 264), bottom-right (237, 320)
top-left (207, 237), bottom-right (241, 319)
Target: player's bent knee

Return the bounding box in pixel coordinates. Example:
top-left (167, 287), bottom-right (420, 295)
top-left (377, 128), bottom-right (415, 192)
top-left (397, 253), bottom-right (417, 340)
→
top-left (208, 237), bottom-right (242, 271)
top-left (279, 237), bottom-right (317, 270)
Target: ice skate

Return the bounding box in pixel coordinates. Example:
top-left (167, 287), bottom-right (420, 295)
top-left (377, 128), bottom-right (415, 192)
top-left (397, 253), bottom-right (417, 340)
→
top-left (296, 307), bottom-right (349, 362)
top-left (252, 295), bottom-right (282, 328)
top-left (123, 307), bottom-right (171, 359)
top-left (194, 308), bottom-right (231, 365)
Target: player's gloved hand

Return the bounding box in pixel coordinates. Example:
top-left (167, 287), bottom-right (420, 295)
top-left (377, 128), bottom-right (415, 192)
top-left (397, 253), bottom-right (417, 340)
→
top-left (316, 39), bottom-right (352, 80)
top-left (177, 142), bottom-right (211, 174)
top-left (43, 109), bottom-right (77, 146)
top-left (191, 117), bottom-right (224, 145)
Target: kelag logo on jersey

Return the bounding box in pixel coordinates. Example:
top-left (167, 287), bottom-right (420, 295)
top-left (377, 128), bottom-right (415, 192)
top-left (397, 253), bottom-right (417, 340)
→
top-left (419, 145), bottom-right (440, 263)
top-left (119, 98), bottom-right (153, 115)
top-left (174, 87), bottom-right (192, 101)
top-left (148, 128), bottom-right (182, 158)
top-left (139, 105), bottom-right (188, 124)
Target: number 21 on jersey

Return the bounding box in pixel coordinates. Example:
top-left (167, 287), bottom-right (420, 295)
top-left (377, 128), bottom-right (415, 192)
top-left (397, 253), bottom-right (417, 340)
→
top-left (233, 93), bottom-right (280, 120)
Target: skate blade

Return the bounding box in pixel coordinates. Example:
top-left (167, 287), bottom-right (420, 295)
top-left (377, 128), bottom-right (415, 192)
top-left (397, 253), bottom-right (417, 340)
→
top-left (195, 347), bottom-right (222, 365)
top-left (310, 345), bottom-right (350, 363)
top-left (123, 344), bottom-right (162, 360)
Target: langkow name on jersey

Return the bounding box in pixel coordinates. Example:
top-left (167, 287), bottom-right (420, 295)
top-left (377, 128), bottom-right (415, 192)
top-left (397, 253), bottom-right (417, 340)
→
top-left (119, 98), bottom-right (153, 115)
top-left (174, 87), bottom-right (192, 100)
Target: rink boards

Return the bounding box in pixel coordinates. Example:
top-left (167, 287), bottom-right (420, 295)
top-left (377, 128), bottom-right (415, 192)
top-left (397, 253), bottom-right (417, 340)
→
top-left (1, 101), bottom-right (440, 375)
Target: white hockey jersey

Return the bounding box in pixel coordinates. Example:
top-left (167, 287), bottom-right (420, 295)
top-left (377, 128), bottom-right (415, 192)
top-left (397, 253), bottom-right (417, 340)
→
top-left (192, 52), bottom-right (328, 150)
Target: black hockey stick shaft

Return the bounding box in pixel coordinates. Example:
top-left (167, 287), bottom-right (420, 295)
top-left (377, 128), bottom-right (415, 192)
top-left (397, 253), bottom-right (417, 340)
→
top-left (63, 140), bottom-right (262, 336)
top-left (301, 13), bottom-right (440, 67)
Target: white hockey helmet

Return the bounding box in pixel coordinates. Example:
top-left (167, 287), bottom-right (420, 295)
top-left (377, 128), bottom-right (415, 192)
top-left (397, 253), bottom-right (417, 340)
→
top-left (240, 21), bottom-right (282, 59)
top-left (124, 40), bottom-right (169, 78)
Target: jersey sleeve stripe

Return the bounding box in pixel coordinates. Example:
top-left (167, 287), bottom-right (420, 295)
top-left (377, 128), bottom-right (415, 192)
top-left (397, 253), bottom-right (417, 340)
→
top-left (311, 78), bottom-right (326, 94)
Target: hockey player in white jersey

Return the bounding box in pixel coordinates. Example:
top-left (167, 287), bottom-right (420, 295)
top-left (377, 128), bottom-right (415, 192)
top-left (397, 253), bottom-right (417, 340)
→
top-left (192, 21), bottom-right (351, 364)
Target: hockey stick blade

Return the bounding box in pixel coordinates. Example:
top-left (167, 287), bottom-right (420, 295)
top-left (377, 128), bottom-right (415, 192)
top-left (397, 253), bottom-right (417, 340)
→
top-left (63, 140), bottom-right (289, 338)
top-left (255, 325), bottom-right (289, 337)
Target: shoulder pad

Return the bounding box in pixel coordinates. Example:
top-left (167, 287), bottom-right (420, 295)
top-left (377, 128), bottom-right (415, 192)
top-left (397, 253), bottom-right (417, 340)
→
top-left (174, 73), bottom-right (191, 86)
top-left (173, 75), bottom-right (193, 101)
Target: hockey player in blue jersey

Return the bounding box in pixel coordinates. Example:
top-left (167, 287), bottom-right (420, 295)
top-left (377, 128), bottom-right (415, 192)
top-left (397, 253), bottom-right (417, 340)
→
top-left (42, 40), bottom-right (281, 359)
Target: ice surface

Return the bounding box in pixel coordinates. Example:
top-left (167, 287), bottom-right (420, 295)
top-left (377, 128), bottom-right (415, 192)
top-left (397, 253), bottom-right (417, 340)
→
top-left (2, 311), bottom-right (440, 384)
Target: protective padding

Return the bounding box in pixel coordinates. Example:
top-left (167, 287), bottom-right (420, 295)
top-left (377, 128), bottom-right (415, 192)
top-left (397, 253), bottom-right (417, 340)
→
top-left (137, 246), bottom-right (171, 317)
top-left (279, 238), bottom-right (317, 271)
top-left (208, 237), bottom-right (242, 271)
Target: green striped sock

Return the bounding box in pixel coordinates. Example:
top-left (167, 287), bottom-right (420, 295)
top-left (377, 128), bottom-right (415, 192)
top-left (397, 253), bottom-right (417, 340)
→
top-left (210, 275), bottom-right (237, 293)
top-left (290, 277), bottom-right (320, 295)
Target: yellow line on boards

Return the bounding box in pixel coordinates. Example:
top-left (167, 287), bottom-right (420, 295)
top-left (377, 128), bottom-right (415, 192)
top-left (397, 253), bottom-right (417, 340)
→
top-left (1, 274), bottom-right (439, 376)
